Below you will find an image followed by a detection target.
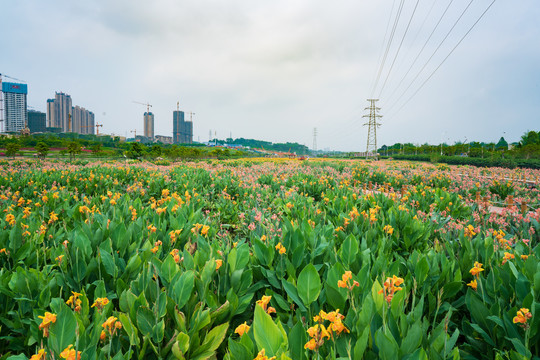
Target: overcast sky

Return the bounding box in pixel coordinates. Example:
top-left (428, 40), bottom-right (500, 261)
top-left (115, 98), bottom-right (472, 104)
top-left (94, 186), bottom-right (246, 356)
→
top-left (2, 1), bottom-right (539, 151)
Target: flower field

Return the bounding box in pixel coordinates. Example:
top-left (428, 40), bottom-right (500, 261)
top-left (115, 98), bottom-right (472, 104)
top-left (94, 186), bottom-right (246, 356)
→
top-left (0, 159), bottom-right (539, 359)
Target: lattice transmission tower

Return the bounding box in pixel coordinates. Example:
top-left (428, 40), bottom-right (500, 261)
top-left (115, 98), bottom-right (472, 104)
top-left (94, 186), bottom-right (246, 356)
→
top-left (362, 99), bottom-right (382, 158)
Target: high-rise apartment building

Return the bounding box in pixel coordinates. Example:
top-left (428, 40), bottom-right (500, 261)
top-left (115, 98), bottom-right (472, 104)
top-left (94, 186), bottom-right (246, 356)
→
top-left (144, 112), bottom-right (154, 139)
top-left (56, 92), bottom-right (72, 132)
top-left (28, 110), bottom-right (46, 133)
top-left (47, 92), bottom-right (72, 132)
top-left (1, 82), bottom-right (28, 133)
top-left (173, 110), bottom-right (193, 144)
top-left (46, 99), bottom-right (56, 128)
top-left (72, 106), bottom-right (95, 134)
top-left (47, 92), bottom-right (94, 134)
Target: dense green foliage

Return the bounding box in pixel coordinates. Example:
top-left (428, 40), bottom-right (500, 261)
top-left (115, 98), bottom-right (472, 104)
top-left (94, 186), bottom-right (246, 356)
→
top-left (0, 159), bottom-right (539, 359)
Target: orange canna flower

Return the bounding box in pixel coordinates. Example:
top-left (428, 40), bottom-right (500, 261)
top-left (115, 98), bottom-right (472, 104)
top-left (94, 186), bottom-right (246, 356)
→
top-left (329, 318), bottom-right (349, 335)
top-left (215, 259), bottom-right (223, 270)
top-left (59, 345), bottom-right (81, 360)
top-left (379, 275), bottom-right (404, 304)
top-left (383, 224), bottom-right (394, 235)
top-left (266, 306), bottom-right (276, 314)
top-left (201, 225), bottom-right (210, 236)
top-left (253, 349), bottom-right (276, 360)
top-left (38, 312), bottom-right (57, 337)
top-left (30, 349), bottom-right (46, 360)
top-left (66, 291), bottom-right (83, 313)
top-left (48, 211), bottom-right (58, 224)
top-left (256, 295), bottom-right (276, 315)
top-left (502, 252), bottom-right (515, 265)
top-left (275, 243), bottom-right (286, 254)
top-left (464, 225), bottom-right (476, 238)
top-left (513, 308), bottom-right (532, 326)
top-left (304, 338), bottom-right (318, 350)
top-left (102, 316), bottom-right (122, 336)
top-left (469, 262), bottom-right (484, 277)
top-left (234, 322), bottom-right (250, 336)
top-left (467, 279), bottom-right (477, 291)
top-left (170, 249), bottom-right (181, 263)
top-left (91, 297), bottom-right (109, 311)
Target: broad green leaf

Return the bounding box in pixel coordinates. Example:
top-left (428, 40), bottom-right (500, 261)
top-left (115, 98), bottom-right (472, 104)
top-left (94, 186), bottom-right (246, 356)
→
top-left (371, 280), bottom-right (384, 312)
top-left (281, 280), bottom-right (307, 312)
top-left (353, 326), bottom-right (370, 359)
top-left (375, 328), bottom-right (398, 360)
top-left (191, 322), bottom-right (229, 359)
top-left (297, 264), bottom-right (321, 306)
top-left (506, 337), bottom-right (532, 358)
top-left (408, 348), bottom-right (429, 360)
top-left (48, 304), bottom-right (77, 355)
top-left (155, 291), bottom-right (167, 318)
top-left (119, 312), bottom-right (139, 347)
top-left (400, 321), bottom-right (422, 355)
top-left (253, 304), bottom-right (284, 357)
top-left (228, 338), bottom-right (251, 360)
top-left (288, 321), bottom-right (307, 360)
top-left (136, 307), bottom-right (155, 338)
top-left (153, 319), bottom-right (165, 343)
top-left (100, 250), bottom-right (116, 278)
top-left (177, 332), bottom-right (190, 353)
top-left (339, 235), bottom-right (358, 266)
top-left (172, 271), bottom-right (195, 309)
top-left (414, 256), bottom-right (429, 287)
top-left (160, 255), bottom-right (178, 285)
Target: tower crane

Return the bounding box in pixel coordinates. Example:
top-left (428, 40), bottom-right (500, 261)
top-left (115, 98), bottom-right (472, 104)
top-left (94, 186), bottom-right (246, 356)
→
top-left (82, 123), bottom-right (103, 135)
top-left (0, 73), bottom-right (26, 83)
top-left (133, 101), bottom-right (152, 113)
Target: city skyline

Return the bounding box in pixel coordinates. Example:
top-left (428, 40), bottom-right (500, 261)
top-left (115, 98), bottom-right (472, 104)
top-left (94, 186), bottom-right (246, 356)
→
top-left (2, 1), bottom-right (539, 150)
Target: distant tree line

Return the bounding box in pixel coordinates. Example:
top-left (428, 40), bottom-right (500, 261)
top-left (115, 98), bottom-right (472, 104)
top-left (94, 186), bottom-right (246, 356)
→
top-left (214, 137), bottom-right (310, 155)
top-left (379, 130), bottom-right (540, 169)
top-left (379, 130), bottom-right (540, 160)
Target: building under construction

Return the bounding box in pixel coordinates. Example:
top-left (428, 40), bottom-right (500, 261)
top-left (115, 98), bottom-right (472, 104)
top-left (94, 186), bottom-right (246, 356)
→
top-left (173, 110), bottom-right (193, 144)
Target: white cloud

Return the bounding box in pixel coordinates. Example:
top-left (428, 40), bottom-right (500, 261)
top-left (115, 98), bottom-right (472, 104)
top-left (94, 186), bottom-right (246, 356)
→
top-left (2, 0), bottom-right (539, 149)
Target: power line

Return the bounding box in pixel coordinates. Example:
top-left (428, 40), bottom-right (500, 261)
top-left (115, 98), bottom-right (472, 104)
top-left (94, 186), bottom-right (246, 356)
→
top-left (377, 0), bottom-right (422, 98)
top-left (384, 0), bottom-right (451, 104)
top-left (384, 0), bottom-right (475, 113)
top-left (371, 0), bottom-right (406, 97)
top-left (369, 0), bottom-right (398, 93)
top-left (387, 0), bottom-right (497, 120)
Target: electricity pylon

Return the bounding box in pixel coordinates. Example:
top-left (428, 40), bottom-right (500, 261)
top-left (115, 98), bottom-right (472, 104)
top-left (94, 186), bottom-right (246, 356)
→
top-left (312, 127), bottom-right (317, 152)
top-left (363, 99), bottom-right (382, 159)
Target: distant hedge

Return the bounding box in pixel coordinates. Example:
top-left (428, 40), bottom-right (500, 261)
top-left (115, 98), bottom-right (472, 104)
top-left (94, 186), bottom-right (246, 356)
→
top-left (387, 154), bottom-right (540, 169)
